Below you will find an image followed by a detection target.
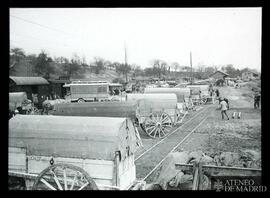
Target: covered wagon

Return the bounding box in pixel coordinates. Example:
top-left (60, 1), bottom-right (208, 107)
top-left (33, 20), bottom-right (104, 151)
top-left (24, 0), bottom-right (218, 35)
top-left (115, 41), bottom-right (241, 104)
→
top-left (51, 93), bottom-right (186, 139)
top-left (52, 101), bottom-right (137, 120)
top-left (126, 93), bottom-right (187, 138)
top-left (144, 87), bottom-right (190, 110)
top-left (186, 84), bottom-right (210, 105)
top-left (8, 115), bottom-right (145, 190)
top-left (9, 92), bottom-right (36, 116)
top-left (186, 85), bottom-right (209, 96)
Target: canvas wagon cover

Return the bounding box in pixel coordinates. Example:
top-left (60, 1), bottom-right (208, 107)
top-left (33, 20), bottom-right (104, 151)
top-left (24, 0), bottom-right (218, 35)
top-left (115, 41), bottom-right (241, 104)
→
top-left (9, 115), bottom-right (138, 161)
top-left (186, 85), bottom-right (209, 95)
top-left (9, 92), bottom-right (30, 111)
top-left (52, 101), bottom-right (137, 120)
top-left (9, 92), bottom-right (28, 104)
top-left (144, 88), bottom-right (190, 102)
top-left (126, 94), bottom-right (177, 116)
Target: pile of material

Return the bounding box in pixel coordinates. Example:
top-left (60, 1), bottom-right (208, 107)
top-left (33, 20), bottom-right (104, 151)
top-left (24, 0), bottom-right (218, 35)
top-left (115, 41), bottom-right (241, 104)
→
top-left (211, 149), bottom-right (261, 168)
top-left (146, 151), bottom-right (214, 190)
top-left (146, 149), bottom-right (261, 190)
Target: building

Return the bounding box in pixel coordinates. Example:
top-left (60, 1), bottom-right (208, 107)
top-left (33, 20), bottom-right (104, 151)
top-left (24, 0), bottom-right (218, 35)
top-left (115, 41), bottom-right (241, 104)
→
top-left (241, 70), bottom-right (260, 81)
top-left (209, 70), bottom-right (230, 86)
top-left (9, 76), bottom-right (50, 108)
top-left (47, 78), bottom-right (71, 99)
top-left (209, 70), bottom-right (229, 80)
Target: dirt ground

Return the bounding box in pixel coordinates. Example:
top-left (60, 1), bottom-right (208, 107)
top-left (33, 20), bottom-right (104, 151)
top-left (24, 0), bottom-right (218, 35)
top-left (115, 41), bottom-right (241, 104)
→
top-left (176, 86), bottom-right (261, 168)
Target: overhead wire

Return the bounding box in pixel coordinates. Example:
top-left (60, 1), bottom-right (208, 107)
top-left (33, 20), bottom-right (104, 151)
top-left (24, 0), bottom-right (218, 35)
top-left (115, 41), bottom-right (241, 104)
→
top-left (10, 14), bottom-right (86, 57)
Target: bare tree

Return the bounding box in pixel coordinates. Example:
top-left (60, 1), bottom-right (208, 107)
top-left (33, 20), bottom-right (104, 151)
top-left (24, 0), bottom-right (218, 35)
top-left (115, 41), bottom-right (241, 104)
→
top-left (171, 62), bottom-right (180, 72)
top-left (152, 59), bottom-right (168, 78)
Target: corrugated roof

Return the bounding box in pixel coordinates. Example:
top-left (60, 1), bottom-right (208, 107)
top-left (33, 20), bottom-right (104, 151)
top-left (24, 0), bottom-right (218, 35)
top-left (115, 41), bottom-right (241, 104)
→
top-left (10, 76), bottom-right (49, 85)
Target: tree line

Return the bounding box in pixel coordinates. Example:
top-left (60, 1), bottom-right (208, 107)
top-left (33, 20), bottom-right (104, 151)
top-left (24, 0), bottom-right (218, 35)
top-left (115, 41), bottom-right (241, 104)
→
top-left (10, 47), bottom-right (257, 80)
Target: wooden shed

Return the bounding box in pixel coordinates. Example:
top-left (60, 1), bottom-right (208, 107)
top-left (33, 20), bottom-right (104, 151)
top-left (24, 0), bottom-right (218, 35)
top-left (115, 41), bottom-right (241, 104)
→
top-left (9, 76), bottom-right (50, 108)
top-left (209, 70), bottom-right (229, 80)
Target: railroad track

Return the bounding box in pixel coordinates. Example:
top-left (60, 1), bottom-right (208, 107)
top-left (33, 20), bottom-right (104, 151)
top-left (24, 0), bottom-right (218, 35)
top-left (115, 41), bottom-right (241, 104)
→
top-left (135, 104), bottom-right (214, 183)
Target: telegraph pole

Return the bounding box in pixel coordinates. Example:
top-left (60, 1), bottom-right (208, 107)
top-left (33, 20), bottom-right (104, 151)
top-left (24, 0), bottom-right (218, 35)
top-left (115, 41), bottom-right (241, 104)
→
top-left (190, 51), bottom-right (193, 84)
top-left (124, 42), bottom-right (128, 83)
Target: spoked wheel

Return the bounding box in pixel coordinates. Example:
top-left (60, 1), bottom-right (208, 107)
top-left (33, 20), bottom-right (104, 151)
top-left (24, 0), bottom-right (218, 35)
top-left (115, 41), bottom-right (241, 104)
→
top-left (175, 109), bottom-right (186, 124)
top-left (77, 98), bottom-right (85, 103)
top-left (201, 97), bottom-right (207, 104)
top-left (29, 106), bottom-right (40, 115)
top-left (142, 112), bottom-right (173, 138)
top-left (32, 163), bottom-right (98, 190)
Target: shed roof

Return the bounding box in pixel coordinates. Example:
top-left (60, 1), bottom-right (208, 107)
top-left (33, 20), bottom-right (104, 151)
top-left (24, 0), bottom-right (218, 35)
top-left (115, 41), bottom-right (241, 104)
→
top-left (9, 115), bottom-right (139, 161)
top-left (10, 76), bottom-right (49, 85)
top-left (210, 70), bottom-right (229, 77)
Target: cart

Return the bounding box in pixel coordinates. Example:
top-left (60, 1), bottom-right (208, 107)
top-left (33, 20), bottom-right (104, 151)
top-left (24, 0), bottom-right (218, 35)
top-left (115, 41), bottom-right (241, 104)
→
top-left (52, 94), bottom-right (187, 139)
top-left (8, 115), bottom-right (146, 190)
top-left (186, 85), bottom-right (210, 105)
top-left (9, 92), bottom-right (39, 116)
top-left (126, 93), bottom-right (187, 138)
top-left (144, 87), bottom-right (191, 111)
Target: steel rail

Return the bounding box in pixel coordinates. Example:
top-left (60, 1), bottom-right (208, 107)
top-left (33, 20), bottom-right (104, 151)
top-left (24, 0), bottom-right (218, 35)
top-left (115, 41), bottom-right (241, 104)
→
top-left (135, 106), bottom-right (211, 162)
top-left (142, 115), bottom-right (209, 181)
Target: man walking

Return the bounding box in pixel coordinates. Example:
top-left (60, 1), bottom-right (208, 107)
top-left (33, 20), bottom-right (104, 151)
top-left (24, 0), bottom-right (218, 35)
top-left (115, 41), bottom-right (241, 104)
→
top-left (224, 97), bottom-right (229, 110)
top-left (220, 97), bottom-right (229, 120)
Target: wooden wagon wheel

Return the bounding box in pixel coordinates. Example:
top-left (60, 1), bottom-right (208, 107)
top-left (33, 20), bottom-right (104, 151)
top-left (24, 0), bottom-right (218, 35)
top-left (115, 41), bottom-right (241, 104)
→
top-left (29, 106), bottom-right (40, 115)
top-left (77, 98), bottom-right (85, 103)
top-left (175, 109), bottom-right (186, 124)
top-left (142, 112), bottom-right (173, 138)
top-left (201, 97), bottom-right (207, 104)
top-left (32, 163), bottom-right (98, 190)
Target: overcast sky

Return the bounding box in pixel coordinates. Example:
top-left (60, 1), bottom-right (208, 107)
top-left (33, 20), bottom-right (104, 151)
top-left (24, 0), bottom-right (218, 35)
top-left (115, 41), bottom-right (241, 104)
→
top-left (10, 8), bottom-right (262, 71)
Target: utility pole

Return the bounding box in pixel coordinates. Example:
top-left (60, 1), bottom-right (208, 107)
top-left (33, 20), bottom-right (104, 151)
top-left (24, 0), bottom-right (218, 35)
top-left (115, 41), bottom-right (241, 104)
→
top-left (124, 42), bottom-right (128, 83)
top-left (190, 51), bottom-right (193, 84)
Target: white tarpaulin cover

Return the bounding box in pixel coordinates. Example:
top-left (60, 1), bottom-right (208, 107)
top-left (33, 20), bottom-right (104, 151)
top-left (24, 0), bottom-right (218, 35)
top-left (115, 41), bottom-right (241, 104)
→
top-left (144, 88), bottom-right (190, 103)
top-left (9, 115), bottom-right (140, 161)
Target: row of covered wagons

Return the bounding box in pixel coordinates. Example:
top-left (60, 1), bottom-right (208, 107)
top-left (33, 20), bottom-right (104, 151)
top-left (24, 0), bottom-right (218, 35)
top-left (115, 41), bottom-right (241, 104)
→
top-left (8, 85), bottom-right (209, 190)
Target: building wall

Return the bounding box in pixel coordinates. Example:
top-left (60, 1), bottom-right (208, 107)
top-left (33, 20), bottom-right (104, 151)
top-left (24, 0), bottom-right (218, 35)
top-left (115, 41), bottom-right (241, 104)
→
top-left (49, 83), bottom-right (66, 98)
top-left (9, 84), bottom-right (50, 108)
top-left (242, 72), bottom-right (257, 81)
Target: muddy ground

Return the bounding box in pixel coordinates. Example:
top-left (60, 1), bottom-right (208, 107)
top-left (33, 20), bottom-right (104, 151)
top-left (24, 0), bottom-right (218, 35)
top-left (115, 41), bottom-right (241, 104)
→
top-left (176, 86), bottom-right (261, 168)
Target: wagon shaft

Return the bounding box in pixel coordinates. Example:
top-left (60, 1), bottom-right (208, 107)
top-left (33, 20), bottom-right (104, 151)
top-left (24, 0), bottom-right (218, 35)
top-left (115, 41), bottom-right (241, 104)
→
top-left (175, 163), bottom-right (262, 176)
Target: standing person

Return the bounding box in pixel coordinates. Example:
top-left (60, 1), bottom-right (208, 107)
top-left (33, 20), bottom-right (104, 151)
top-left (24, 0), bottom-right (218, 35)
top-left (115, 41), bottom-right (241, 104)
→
top-left (254, 91), bottom-right (261, 109)
top-left (220, 97), bottom-right (230, 120)
top-left (215, 88), bottom-right (220, 98)
top-left (224, 97), bottom-right (230, 110)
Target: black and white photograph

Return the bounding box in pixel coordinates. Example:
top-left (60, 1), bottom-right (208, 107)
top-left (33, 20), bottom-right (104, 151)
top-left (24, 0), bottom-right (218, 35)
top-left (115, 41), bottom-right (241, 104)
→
top-left (8, 7), bottom-right (264, 191)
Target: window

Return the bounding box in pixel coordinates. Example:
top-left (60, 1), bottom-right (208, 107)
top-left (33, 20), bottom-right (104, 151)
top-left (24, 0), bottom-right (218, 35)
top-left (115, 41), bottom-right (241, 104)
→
top-left (97, 86), bottom-right (107, 93)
